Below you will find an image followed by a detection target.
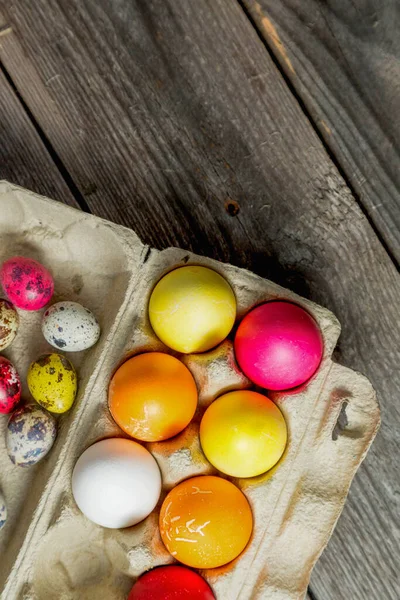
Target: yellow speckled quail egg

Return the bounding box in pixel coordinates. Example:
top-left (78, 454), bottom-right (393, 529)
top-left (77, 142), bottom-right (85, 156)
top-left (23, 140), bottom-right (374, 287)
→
top-left (42, 301), bottom-right (100, 352)
top-left (27, 353), bottom-right (77, 414)
top-left (0, 299), bottom-right (19, 351)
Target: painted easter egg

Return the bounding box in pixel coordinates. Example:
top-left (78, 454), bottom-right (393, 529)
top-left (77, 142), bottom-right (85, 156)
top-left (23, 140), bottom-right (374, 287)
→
top-left (72, 438), bottom-right (162, 529)
top-left (0, 256), bottom-right (54, 311)
top-left (128, 566), bottom-right (215, 600)
top-left (0, 490), bottom-right (6, 530)
top-left (42, 301), bottom-right (100, 352)
top-left (109, 352), bottom-right (198, 442)
top-left (159, 475), bottom-right (253, 568)
top-left (0, 357), bottom-right (21, 414)
top-left (0, 299), bottom-right (19, 351)
top-left (200, 390), bottom-right (287, 478)
top-left (149, 266), bottom-right (236, 353)
top-left (27, 353), bottom-right (77, 413)
top-left (235, 301), bottom-right (324, 390)
top-left (6, 404), bottom-right (57, 467)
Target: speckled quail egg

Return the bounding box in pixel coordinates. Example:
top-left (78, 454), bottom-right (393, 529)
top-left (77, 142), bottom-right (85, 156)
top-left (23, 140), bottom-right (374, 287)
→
top-left (42, 301), bottom-right (100, 352)
top-left (0, 299), bottom-right (19, 351)
top-left (27, 353), bottom-right (77, 414)
top-left (0, 357), bottom-right (21, 414)
top-left (6, 404), bottom-right (57, 467)
top-left (0, 256), bottom-right (54, 311)
top-left (0, 489), bottom-right (6, 530)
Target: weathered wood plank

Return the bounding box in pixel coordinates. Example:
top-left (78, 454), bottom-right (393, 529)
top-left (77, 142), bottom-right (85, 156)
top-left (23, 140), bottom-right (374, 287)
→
top-left (0, 66), bottom-right (76, 206)
top-left (243, 0), bottom-right (400, 264)
top-left (0, 2), bottom-right (399, 599)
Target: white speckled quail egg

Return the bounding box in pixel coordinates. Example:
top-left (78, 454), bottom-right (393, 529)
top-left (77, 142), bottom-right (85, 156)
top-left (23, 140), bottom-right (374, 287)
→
top-left (6, 404), bottom-right (57, 467)
top-left (0, 489), bottom-right (6, 530)
top-left (0, 299), bottom-right (19, 351)
top-left (42, 301), bottom-right (100, 352)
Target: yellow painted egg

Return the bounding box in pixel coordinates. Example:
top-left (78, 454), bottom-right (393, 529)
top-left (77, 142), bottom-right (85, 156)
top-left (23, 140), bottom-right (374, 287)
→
top-left (149, 266), bottom-right (236, 353)
top-left (27, 353), bottom-right (77, 414)
top-left (200, 390), bottom-right (287, 478)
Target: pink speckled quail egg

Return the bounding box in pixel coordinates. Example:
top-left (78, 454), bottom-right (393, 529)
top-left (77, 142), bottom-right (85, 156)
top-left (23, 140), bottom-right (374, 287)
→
top-left (42, 301), bottom-right (100, 352)
top-left (0, 256), bottom-right (54, 311)
top-left (0, 357), bottom-right (21, 414)
top-left (0, 299), bottom-right (19, 351)
top-left (72, 438), bottom-right (162, 529)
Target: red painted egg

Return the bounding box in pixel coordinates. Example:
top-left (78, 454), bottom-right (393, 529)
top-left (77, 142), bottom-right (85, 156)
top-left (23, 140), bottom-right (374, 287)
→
top-left (128, 565), bottom-right (215, 600)
top-left (0, 256), bottom-right (54, 311)
top-left (0, 357), bottom-right (21, 414)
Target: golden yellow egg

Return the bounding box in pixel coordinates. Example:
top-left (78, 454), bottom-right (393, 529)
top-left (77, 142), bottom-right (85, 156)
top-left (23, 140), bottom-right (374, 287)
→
top-left (200, 390), bottom-right (287, 478)
top-left (27, 353), bottom-right (77, 414)
top-left (149, 266), bottom-right (236, 353)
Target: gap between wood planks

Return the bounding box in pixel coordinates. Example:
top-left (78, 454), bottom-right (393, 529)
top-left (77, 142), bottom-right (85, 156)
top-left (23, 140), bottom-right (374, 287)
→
top-left (0, 61), bottom-right (91, 213)
top-left (236, 0), bottom-right (399, 273)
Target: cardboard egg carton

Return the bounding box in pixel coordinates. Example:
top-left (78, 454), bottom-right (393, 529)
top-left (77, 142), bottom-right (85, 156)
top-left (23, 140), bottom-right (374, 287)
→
top-left (0, 182), bottom-right (380, 600)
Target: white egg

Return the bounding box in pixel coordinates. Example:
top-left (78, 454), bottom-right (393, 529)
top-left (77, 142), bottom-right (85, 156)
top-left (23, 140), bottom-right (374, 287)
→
top-left (42, 301), bottom-right (100, 352)
top-left (0, 489), bottom-right (6, 530)
top-left (72, 438), bottom-right (162, 529)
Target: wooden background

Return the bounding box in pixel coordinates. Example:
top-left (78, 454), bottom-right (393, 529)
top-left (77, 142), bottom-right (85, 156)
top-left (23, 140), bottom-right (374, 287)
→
top-left (0, 1), bottom-right (399, 598)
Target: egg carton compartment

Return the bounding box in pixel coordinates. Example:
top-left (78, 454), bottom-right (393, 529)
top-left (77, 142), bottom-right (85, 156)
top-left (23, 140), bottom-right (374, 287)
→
top-left (0, 183), bottom-right (380, 600)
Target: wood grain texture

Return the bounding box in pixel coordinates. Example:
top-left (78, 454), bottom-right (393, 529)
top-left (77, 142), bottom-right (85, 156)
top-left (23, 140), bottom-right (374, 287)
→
top-left (0, 66), bottom-right (76, 206)
top-left (243, 0), bottom-right (400, 264)
top-left (0, 1), bottom-right (399, 599)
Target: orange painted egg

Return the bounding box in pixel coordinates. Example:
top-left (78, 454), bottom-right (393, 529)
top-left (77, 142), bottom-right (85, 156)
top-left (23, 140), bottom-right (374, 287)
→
top-left (159, 475), bottom-right (253, 568)
top-left (109, 352), bottom-right (198, 442)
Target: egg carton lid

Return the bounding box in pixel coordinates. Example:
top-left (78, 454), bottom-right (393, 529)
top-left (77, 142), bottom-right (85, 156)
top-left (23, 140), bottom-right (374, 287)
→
top-left (0, 181), bottom-right (380, 600)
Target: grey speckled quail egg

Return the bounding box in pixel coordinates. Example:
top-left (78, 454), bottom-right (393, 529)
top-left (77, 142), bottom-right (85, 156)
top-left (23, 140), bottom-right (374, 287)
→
top-left (6, 404), bottom-right (57, 467)
top-left (42, 301), bottom-right (100, 352)
top-left (0, 299), bottom-right (19, 351)
top-left (0, 489), bottom-right (6, 530)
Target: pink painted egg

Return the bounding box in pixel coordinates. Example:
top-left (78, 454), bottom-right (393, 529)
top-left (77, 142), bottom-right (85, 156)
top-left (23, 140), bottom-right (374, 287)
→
top-left (234, 301), bottom-right (323, 391)
top-left (0, 257), bottom-right (54, 311)
top-left (0, 357), bottom-right (21, 414)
